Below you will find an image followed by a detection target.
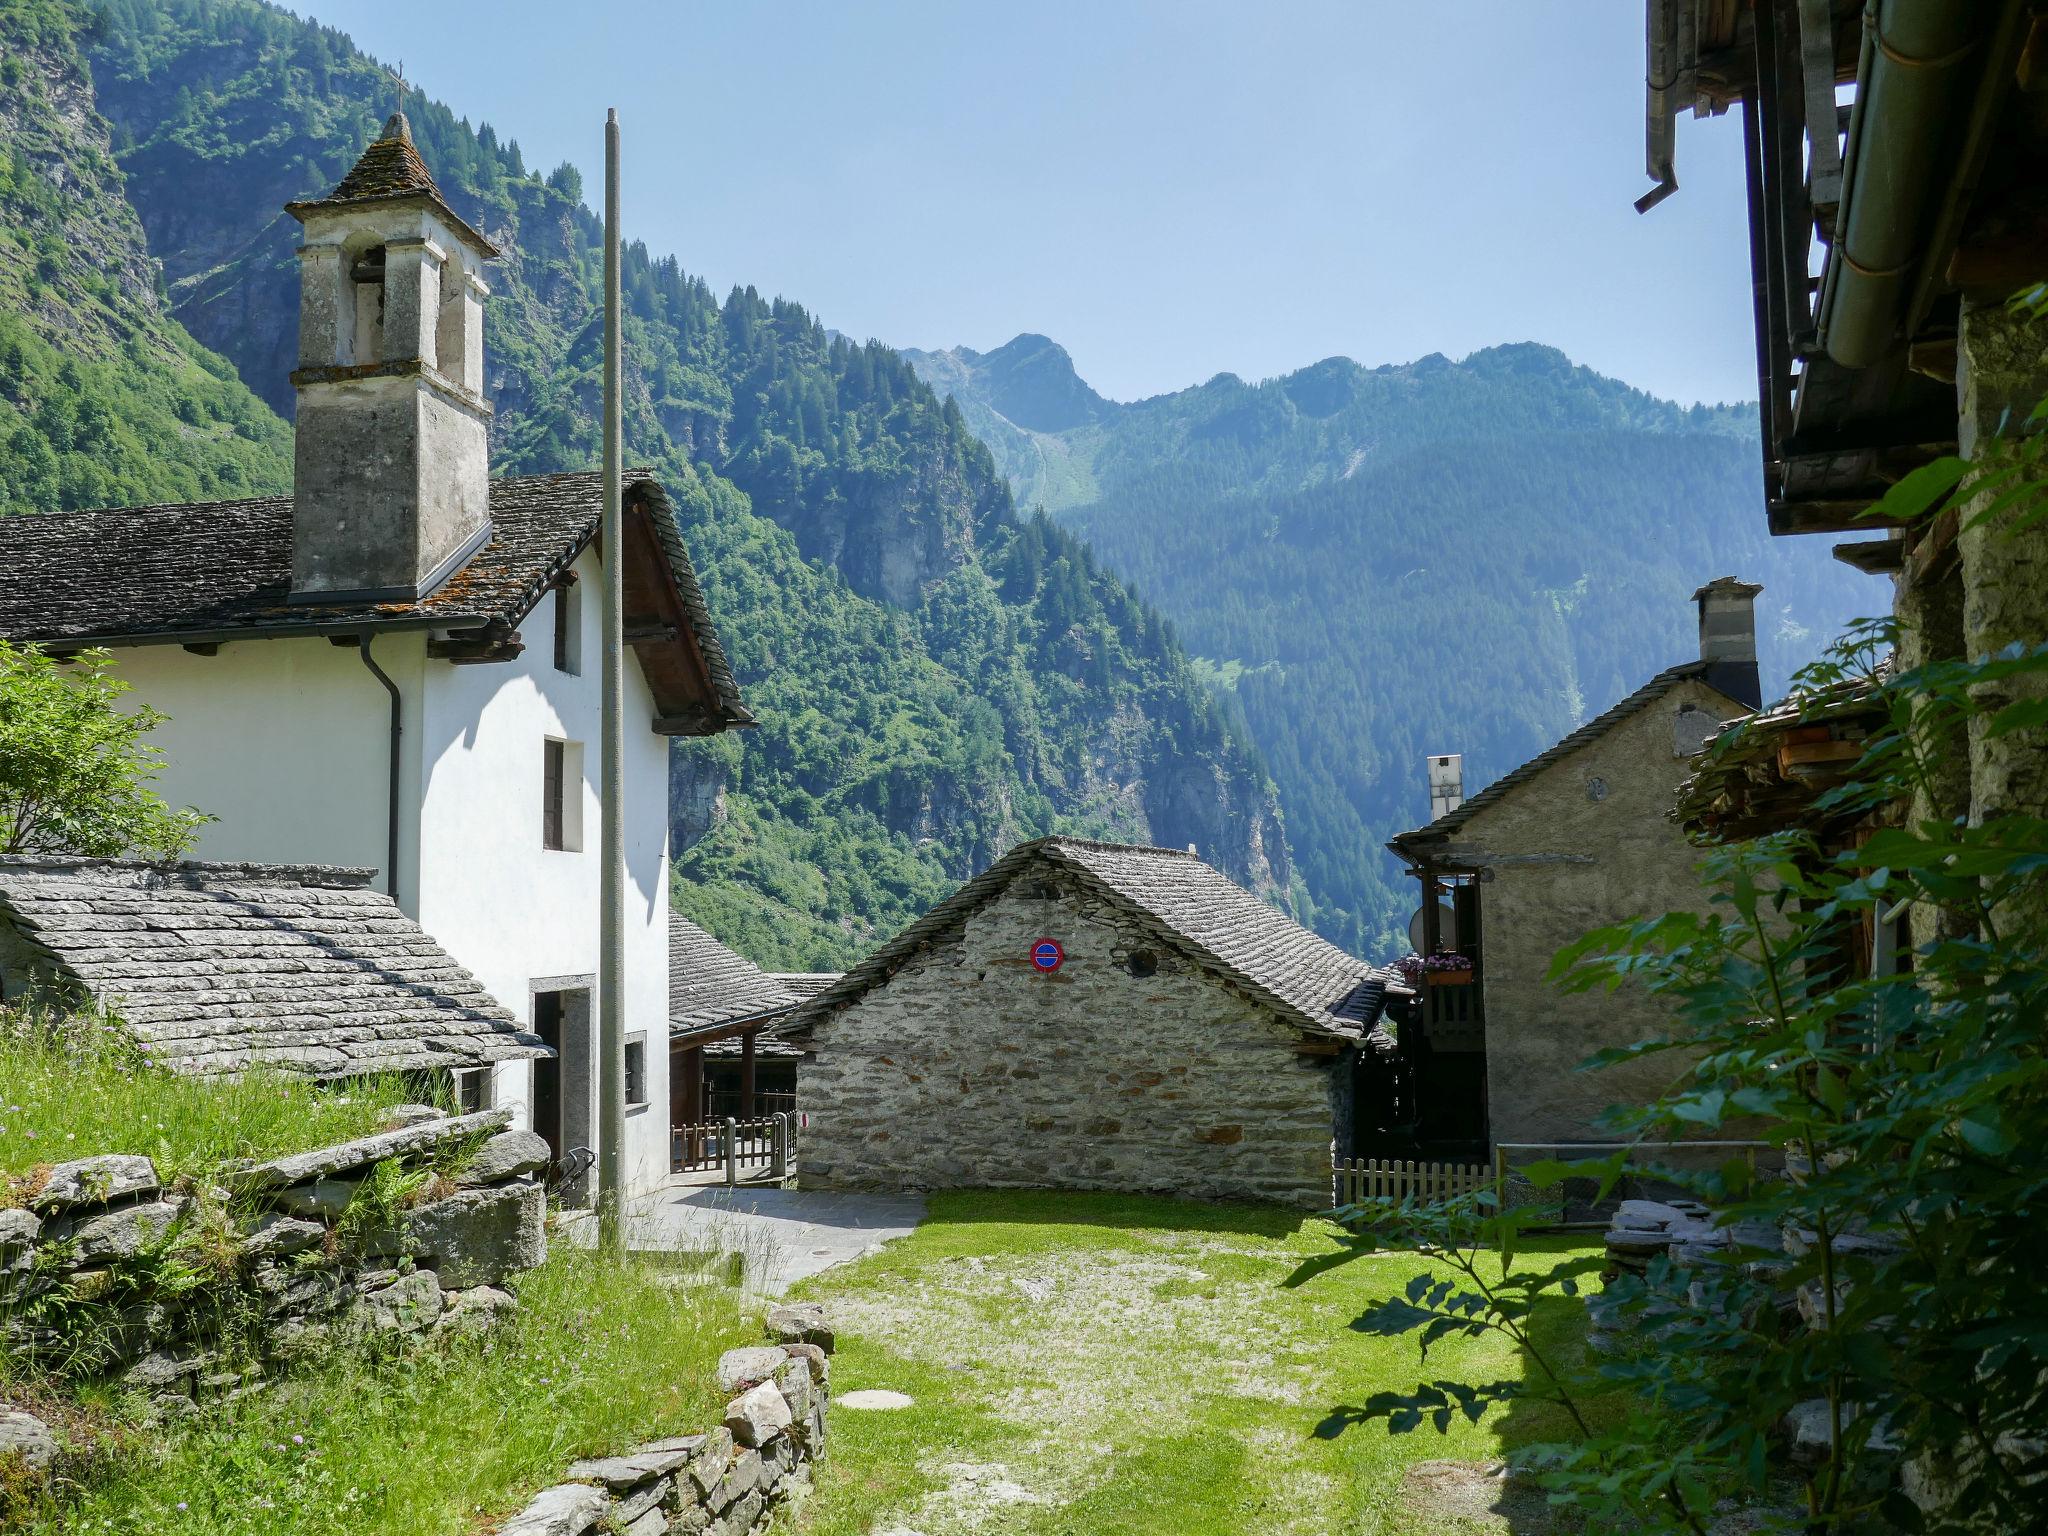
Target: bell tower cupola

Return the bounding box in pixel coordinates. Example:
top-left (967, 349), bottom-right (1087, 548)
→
top-left (284, 111), bottom-right (499, 602)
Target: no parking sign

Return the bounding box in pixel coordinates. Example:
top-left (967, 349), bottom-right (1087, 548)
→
top-left (1029, 937), bottom-right (1065, 974)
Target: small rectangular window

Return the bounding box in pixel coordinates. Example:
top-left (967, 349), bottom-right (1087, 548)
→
top-left (552, 576), bottom-right (581, 675)
top-left (624, 1033), bottom-right (648, 1109)
top-left (542, 738), bottom-right (584, 851)
top-left (453, 1068), bottom-right (491, 1114)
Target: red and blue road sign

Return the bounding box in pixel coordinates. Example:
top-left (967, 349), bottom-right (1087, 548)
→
top-left (1030, 937), bottom-right (1065, 973)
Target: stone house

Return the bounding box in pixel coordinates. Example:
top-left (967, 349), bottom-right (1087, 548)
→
top-left (785, 837), bottom-right (1401, 1209)
top-left (0, 115), bottom-right (751, 1196)
top-left (1384, 579), bottom-right (1763, 1155)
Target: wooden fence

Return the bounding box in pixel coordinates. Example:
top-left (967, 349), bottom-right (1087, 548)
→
top-left (671, 1114), bottom-right (792, 1185)
top-left (1334, 1156), bottom-right (1491, 1207)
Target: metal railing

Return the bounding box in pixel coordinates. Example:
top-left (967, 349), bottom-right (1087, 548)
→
top-left (671, 1113), bottom-right (794, 1186)
top-left (1491, 1140), bottom-right (1774, 1228)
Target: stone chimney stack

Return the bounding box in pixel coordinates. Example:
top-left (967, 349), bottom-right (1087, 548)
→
top-left (1694, 576), bottom-right (1763, 710)
top-left (283, 113), bottom-right (499, 602)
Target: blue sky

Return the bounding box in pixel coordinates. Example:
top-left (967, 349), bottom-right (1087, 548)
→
top-left (295, 2), bottom-right (1756, 406)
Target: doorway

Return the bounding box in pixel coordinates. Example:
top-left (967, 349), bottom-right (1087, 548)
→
top-left (529, 977), bottom-right (594, 1204)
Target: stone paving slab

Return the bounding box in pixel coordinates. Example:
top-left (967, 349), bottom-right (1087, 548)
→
top-left (561, 1183), bottom-right (925, 1295)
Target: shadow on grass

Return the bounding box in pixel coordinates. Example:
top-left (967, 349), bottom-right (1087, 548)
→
top-left (918, 1187), bottom-right (1316, 1241)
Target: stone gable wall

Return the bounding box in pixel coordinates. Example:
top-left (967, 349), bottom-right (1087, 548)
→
top-left (0, 1109), bottom-right (548, 1410)
top-left (799, 868), bottom-right (1345, 1208)
top-left (1454, 676), bottom-right (1741, 1145)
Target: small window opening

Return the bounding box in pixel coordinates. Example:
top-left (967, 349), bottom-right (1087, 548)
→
top-left (349, 244), bottom-right (387, 364)
top-left (1124, 950), bottom-right (1158, 979)
top-left (552, 575), bottom-right (581, 675)
top-left (624, 1033), bottom-right (648, 1109)
top-left (453, 1068), bottom-right (491, 1114)
top-left (542, 737), bottom-right (584, 851)
top-left (435, 269), bottom-right (467, 383)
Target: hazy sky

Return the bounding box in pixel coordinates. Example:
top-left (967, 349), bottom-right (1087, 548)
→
top-left (294, 2), bottom-right (1756, 406)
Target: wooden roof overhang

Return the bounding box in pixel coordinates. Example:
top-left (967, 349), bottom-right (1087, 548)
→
top-left (1639, 2), bottom-right (2045, 552)
top-left (1673, 672), bottom-right (1893, 844)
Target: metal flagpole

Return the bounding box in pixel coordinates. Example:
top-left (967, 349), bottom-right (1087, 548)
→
top-left (597, 107), bottom-right (627, 1255)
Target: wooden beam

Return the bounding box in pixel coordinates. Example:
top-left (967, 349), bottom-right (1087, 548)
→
top-left (1833, 539), bottom-right (1906, 574)
top-left (740, 1031), bottom-right (757, 1119)
top-left (428, 627), bottom-right (524, 663)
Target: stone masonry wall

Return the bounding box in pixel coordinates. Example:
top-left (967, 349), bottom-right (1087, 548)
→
top-left (0, 1107), bottom-right (548, 1410)
top-left (800, 868), bottom-right (1344, 1208)
top-left (489, 1303), bottom-right (833, 1536)
top-left (1456, 676), bottom-right (1741, 1146)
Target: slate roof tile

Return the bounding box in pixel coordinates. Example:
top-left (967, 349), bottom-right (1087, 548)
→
top-left (786, 837), bottom-right (1399, 1041)
top-left (0, 857), bottom-right (546, 1078)
top-left (0, 470), bottom-right (750, 733)
top-left (668, 915), bottom-right (839, 1036)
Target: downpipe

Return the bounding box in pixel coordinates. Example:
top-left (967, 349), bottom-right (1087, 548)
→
top-left (356, 632), bottom-right (402, 900)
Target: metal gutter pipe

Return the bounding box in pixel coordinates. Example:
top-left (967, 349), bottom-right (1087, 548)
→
top-left (356, 633), bottom-right (402, 900)
top-left (596, 108), bottom-right (627, 1256)
top-left (1819, 0), bottom-right (1988, 369)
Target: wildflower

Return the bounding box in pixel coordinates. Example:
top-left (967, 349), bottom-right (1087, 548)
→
top-left (292, 1433), bottom-right (304, 1445)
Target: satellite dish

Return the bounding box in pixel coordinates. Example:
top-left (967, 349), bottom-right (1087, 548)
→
top-left (1408, 901), bottom-right (1454, 954)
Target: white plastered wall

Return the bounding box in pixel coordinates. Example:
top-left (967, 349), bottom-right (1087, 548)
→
top-left (105, 545), bottom-right (674, 1195)
top-left (415, 547), bottom-right (673, 1194)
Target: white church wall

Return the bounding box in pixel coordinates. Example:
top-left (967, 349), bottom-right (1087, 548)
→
top-left (112, 633), bottom-right (426, 887)
top-left (416, 547), bottom-right (674, 1195)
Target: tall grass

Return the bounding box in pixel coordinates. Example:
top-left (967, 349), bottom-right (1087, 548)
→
top-left (34, 1246), bottom-right (757, 1534)
top-left (0, 1009), bottom-right (435, 1187)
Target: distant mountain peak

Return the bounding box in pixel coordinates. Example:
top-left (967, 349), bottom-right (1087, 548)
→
top-left (909, 332), bottom-right (1112, 435)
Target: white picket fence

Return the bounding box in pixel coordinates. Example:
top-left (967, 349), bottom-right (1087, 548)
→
top-left (1334, 1156), bottom-right (1491, 1207)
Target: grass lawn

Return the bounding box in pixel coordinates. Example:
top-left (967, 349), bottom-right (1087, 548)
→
top-left (783, 1191), bottom-right (1611, 1536)
top-left (0, 1020), bottom-right (430, 1188)
top-left (24, 1247), bottom-right (757, 1534)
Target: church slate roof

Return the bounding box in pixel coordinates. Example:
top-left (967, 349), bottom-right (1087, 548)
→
top-left (0, 857), bottom-right (548, 1079)
top-left (1387, 660), bottom-right (1739, 855)
top-left (668, 915), bottom-right (841, 1037)
top-left (0, 470), bottom-right (752, 735)
top-left (285, 111), bottom-right (498, 256)
top-left (785, 836), bottom-right (1400, 1043)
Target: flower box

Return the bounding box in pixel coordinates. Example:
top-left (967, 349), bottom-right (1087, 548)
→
top-left (1425, 969), bottom-right (1474, 987)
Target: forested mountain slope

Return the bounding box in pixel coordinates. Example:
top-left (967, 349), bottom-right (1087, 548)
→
top-left (4, 0), bottom-right (1290, 968)
top-left (906, 334), bottom-right (1881, 953)
top-left (0, 0), bottom-right (288, 513)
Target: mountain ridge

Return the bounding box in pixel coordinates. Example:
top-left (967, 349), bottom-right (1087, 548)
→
top-left (907, 329), bottom-right (1876, 952)
top-left (3, 0), bottom-right (1296, 971)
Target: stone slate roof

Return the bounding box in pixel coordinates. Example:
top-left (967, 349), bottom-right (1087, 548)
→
top-left (668, 915), bottom-right (840, 1037)
top-left (0, 470), bottom-right (751, 734)
top-left (1387, 660), bottom-right (1747, 855)
top-left (786, 837), bottom-right (1398, 1043)
top-left (0, 857), bottom-right (547, 1078)
top-left (285, 112), bottom-right (498, 256)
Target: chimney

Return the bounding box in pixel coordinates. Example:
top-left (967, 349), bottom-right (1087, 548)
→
top-left (1427, 754), bottom-right (1464, 820)
top-left (283, 113), bottom-right (499, 603)
top-left (1693, 576), bottom-right (1763, 710)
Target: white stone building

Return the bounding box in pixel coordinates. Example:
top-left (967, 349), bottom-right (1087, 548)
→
top-left (0, 115), bottom-right (751, 1198)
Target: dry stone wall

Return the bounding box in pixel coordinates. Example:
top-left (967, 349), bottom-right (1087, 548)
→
top-left (490, 1302), bottom-right (833, 1536)
top-left (801, 868), bottom-right (1344, 1207)
top-left (0, 1107), bottom-right (548, 1409)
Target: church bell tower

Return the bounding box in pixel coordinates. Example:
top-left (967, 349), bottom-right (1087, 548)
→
top-left (284, 112), bottom-right (498, 602)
